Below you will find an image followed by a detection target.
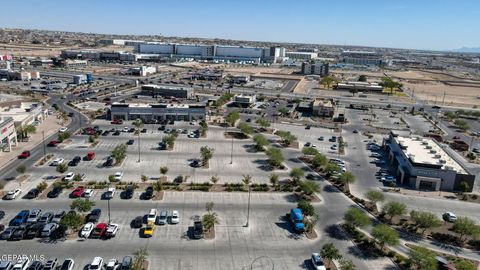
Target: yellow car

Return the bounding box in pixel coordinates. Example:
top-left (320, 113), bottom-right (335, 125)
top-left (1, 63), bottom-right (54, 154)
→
top-left (143, 221), bottom-right (155, 237)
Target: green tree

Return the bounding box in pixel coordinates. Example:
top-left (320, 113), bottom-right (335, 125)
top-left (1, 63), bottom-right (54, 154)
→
top-left (132, 119), bottom-right (144, 132)
top-left (372, 224), bottom-right (400, 250)
top-left (275, 130), bottom-right (296, 146)
top-left (410, 210), bottom-right (442, 235)
top-left (162, 135), bottom-right (176, 149)
top-left (152, 180), bottom-right (163, 194)
top-left (60, 211), bottom-right (85, 231)
top-left (444, 111), bottom-right (458, 120)
top-left (452, 217), bottom-right (480, 242)
top-left (132, 248), bottom-right (149, 270)
top-left (358, 75), bottom-right (367, 82)
top-left (56, 163), bottom-right (68, 173)
top-left (269, 173), bottom-right (279, 186)
top-left (458, 181), bottom-right (471, 194)
top-left (290, 167), bottom-right (305, 183)
top-left (344, 208), bottom-right (371, 228)
top-left (255, 118), bottom-right (270, 129)
top-left (238, 122), bottom-right (254, 135)
top-left (70, 198), bottom-right (95, 214)
top-left (454, 119), bottom-right (469, 131)
top-left (58, 131), bottom-right (71, 142)
top-left (320, 76), bottom-right (334, 89)
top-left (225, 111), bottom-right (240, 126)
top-left (365, 190), bottom-right (385, 208)
top-left (324, 163), bottom-right (341, 175)
top-left (408, 246), bottom-right (437, 270)
top-left (304, 213), bottom-right (319, 234)
top-left (312, 153), bottom-right (328, 169)
top-left (338, 172), bottom-right (355, 191)
top-left (266, 147), bottom-right (284, 168)
top-left (381, 77), bottom-right (402, 94)
top-left (339, 258), bottom-right (356, 270)
top-left (203, 212), bottom-right (219, 232)
top-left (210, 175), bottom-right (219, 185)
top-left (302, 147), bottom-right (319, 156)
top-left (383, 201), bottom-right (407, 223)
top-left (297, 200), bottom-right (315, 217)
top-left (16, 165), bottom-right (26, 174)
top-left (278, 107), bottom-right (289, 116)
top-left (200, 146), bottom-right (215, 167)
top-left (111, 144), bottom-right (127, 162)
top-left (17, 124), bottom-right (36, 140)
top-left (253, 134), bottom-right (269, 151)
top-left (199, 120), bottom-right (208, 137)
top-left (241, 174), bottom-right (252, 187)
top-left (298, 180), bottom-right (321, 196)
top-left (455, 260), bottom-right (476, 270)
top-left (159, 166), bottom-right (168, 175)
top-left (36, 181), bottom-right (48, 192)
top-left (320, 243), bottom-right (342, 268)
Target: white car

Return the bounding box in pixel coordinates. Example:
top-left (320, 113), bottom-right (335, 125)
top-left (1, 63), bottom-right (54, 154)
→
top-left (147, 209), bottom-right (157, 224)
top-left (59, 127), bottom-right (68, 133)
top-left (60, 259), bottom-right (75, 270)
top-left (88, 257), bottom-right (103, 270)
top-left (105, 223), bottom-right (119, 238)
top-left (64, 172), bottom-right (75, 182)
top-left (310, 253), bottom-right (326, 270)
top-left (84, 189), bottom-right (94, 198)
top-left (51, 158), bottom-right (65, 166)
top-left (12, 258), bottom-right (30, 270)
top-left (170, 210), bottom-right (180, 224)
top-left (443, 212), bottom-right (457, 222)
top-left (105, 259), bottom-right (118, 270)
top-left (122, 127), bottom-right (129, 132)
top-left (80, 222), bottom-right (94, 238)
top-left (105, 187), bottom-right (116, 199)
top-left (5, 189), bottom-right (22, 200)
top-left (114, 172), bottom-right (123, 181)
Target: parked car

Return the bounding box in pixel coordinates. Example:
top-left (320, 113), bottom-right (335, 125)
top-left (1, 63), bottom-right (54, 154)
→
top-left (84, 189), bottom-right (94, 198)
top-left (157, 210), bottom-right (168, 225)
top-left (124, 185), bottom-right (134, 199)
top-left (48, 187), bottom-right (62, 198)
top-left (68, 156), bottom-right (81, 166)
top-left (59, 127), bottom-right (68, 133)
top-left (86, 152), bottom-right (96, 160)
top-left (88, 257), bottom-right (104, 270)
top-left (103, 156), bottom-right (114, 167)
top-left (51, 158), bottom-right (64, 166)
top-left (41, 223), bottom-right (58, 238)
top-left (1, 227), bottom-right (16, 240)
top-left (131, 216), bottom-right (143, 229)
top-left (43, 258), bottom-right (58, 270)
top-left (443, 212), bottom-right (457, 222)
top-left (5, 189), bottom-right (21, 200)
top-left (126, 139), bottom-right (134, 145)
top-left (119, 256), bottom-right (132, 270)
top-left (59, 259), bottom-right (74, 270)
top-left (25, 188), bottom-right (39, 199)
top-left (63, 172), bottom-right (75, 182)
top-left (105, 259), bottom-right (118, 270)
top-left (18, 151), bottom-right (31, 159)
top-left (71, 187), bottom-right (85, 198)
top-left (87, 209), bottom-right (102, 223)
top-left (143, 222), bottom-right (155, 237)
top-left (193, 218), bottom-right (204, 239)
top-left (25, 223), bottom-right (44, 239)
top-left (170, 210), bottom-right (180, 224)
top-left (105, 223), bottom-right (119, 238)
top-left (26, 209), bottom-right (42, 223)
top-left (27, 261), bottom-right (43, 270)
top-left (52, 210), bottom-right (66, 223)
top-left (47, 140), bottom-right (60, 147)
top-left (0, 261), bottom-right (13, 270)
top-left (38, 212), bottom-right (54, 224)
top-left (114, 172), bottom-right (123, 181)
top-left (105, 187), bottom-right (115, 199)
top-left (80, 223), bottom-right (94, 238)
top-left (12, 259), bottom-right (30, 270)
top-left (10, 226), bottom-right (28, 241)
top-left (12, 210), bottom-right (30, 226)
top-left (91, 223), bottom-right (108, 238)
top-left (144, 187), bottom-right (154, 200)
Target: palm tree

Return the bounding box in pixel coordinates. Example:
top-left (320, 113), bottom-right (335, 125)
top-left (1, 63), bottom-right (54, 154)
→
top-left (242, 174), bottom-right (252, 187)
top-left (210, 175), bottom-right (219, 185)
top-left (17, 124), bottom-right (36, 141)
top-left (132, 248), bottom-right (149, 270)
top-left (200, 146), bottom-right (214, 167)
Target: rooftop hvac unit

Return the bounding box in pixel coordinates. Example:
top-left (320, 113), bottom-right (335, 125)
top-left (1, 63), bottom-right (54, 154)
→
top-left (434, 154), bottom-right (441, 159)
top-left (439, 159), bottom-right (446, 164)
top-left (425, 145), bottom-right (432, 149)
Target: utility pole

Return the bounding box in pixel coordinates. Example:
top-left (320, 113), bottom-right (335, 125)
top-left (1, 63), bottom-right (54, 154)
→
top-left (137, 131), bottom-right (141, 163)
top-left (42, 131), bottom-right (46, 161)
top-left (245, 185), bottom-right (251, 227)
top-left (107, 198), bottom-right (111, 224)
top-left (230, 134), bottom-right (234, 164)
top-left (442, 91), bottom-right (446, 105)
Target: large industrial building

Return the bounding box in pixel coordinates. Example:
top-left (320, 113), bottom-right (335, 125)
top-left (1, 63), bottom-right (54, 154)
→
top-left (109, 103), bottom-right (206, 122)
top-left (135, 43), bottom-right (285, 63)
top-left (383, 132), bottom-right (475, 192)
top-left (141, 84), bottom-right (193, 98)
top-left (340, 51), bottom-right (385, 66)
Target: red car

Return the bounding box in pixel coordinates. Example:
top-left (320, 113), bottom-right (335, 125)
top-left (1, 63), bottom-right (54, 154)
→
top-left (18, 151), bottom-right (31, 159)
top-left (71, 186), bottom-right (85, 198)
top-left (47, 140), bottom-right (59, 147)
top-left (91, 223), bottom-right (108, 238)
top-left (111, 119), bottom-right (123, 125)
top-left (86, 152), bottom-right (96, 160)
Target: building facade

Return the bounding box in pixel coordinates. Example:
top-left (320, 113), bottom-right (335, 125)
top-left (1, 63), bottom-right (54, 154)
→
top-left (301, 62), bottom-right (329, 76)
top-left (0, 117), bottom-right (18, 152)
top-left (110, 103), bottom-right (206, 121)
top-left (234, 94), bottom-right (256, 107)
top-left (312, 98), bottom-right (335, 118)
top-left (341, 51), bottom-right (385, 66)
top-left (383, 132), bottom-right (475, 192)
top-left (141, 85), bottom-right (193, 98)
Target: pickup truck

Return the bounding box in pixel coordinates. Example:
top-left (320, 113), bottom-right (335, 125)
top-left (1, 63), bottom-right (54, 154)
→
top-left (289, 208), bottom-right (305, 232)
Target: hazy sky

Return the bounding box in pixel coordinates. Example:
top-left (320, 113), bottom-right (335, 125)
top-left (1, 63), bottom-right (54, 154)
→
top-left (0, 0), bottom-right (479, 50)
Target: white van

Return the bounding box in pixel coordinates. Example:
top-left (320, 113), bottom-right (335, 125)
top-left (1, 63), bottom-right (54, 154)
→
top-left (147, 209), bottom-right (157, 224)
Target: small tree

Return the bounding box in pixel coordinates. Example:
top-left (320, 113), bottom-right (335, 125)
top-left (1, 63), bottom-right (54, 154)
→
top-left (383, 201), bottom-right (407, 223)
top-left (225, 111), bottom-right (240, 126)
top-left (304, 213), bottom-right (319, 234)
top-left (344, 208), bottom-right (371, 229)
top-left (159, 166), bottom-right (168, 176)
top-left (199, 121), bottom-right (208, 137)
top-left (266, 147), bottom-right (284, 168)
top-left (36, 181), bottom-right (48, 192)
top-left (60, 211), bottom-right (85, 231)
top-left (16, 165), bottom-right (26, 174)
top-left (237, 122), bottom-right (254, 135)
top-left (111, 144), bottom-right (127, 163)
top-left (452, 216), bottom-right (480, 242)
top-left (372, 224), bottom-right (400, 250)
top-left (324, 163), bottom-right (341, 175)
top-left (338, 172), bottom-right (355, 191)
top-left (298, 180), bottom-right (320, 197)
top-left (457, 181), bottom-right (471, 194)
top-left (320, 243), bottom-right (342, 267)
top-left (365, 190), bottom-right (385, 209)
top-left (162, 135), bottom-right (176, 149)
top-left (269, 173), bottom-right (279, 186)
top-left (408, 246), bottom-right (437, 270)
top-left (255, 118), bottom-right (270, 129)
top-left (141, 174), bottom-right (148, 183)
top-left (152, 180), bottom-right (163, 194)
top-left (410, 210), bottom-right (442, 235)
top-left (297, 200), bottom-right (315, 217)
top-left (241, 174), bottom-right (252, 187)
top-left (253, 134), bottom-right (269, 151)
top-left (132, 248), bottom-right (149, 270)
top-left (203, 212), bottom-right (219, 232)
top-left (302, 147), bottom-right (319, 156)
top-left (132, 119), bottom-right (144, 131)
top-left (58, 131), bottom-right (71, 142)
top-left (312, 153), bottom-right (328, 169)
top-left (205, 201), bottom-right (214, 213)
top-left (210, 175), bottom-right (219, 185)
top-left (358, 75), bottom-right (367, 82)
top-left (339, 258), bottom-right (356, 270)
top-left (320, 76), bottom-right (334, 89)
top-left (56, 163), bottom-right (68, 173)
top-left (200, 146), bottom-right (214, 167)
top-left (290, 167), bottom-right (305, 183)
top-left (70, 198), bottom-right (95, 214)
top-left (275, 130), bottom-right (296, 146)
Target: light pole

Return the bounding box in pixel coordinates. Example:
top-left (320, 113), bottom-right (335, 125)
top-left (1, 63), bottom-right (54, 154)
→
top-left (230, 134), bottom-right (234, 164)
top-left (245, 185), bottom-right (251, 227)
top-left (137, 131), bottom-right (141, 163)
top-left (42, 131), bottom-right (46, 161)
top-left (107, 197), bottom-right (111, 224)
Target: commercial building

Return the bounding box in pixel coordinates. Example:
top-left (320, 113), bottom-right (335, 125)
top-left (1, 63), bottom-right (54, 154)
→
top-left (0, 69), bottom-right (39, 81)
top-left (98, 39), bottom-right (145, 46)
top-left (231, 75), bottom-right (250, 84)
top-left (301, 61), bottom-right (329, 76)
top-left (30, 59), bottom-right (53, 67)
top-left (64, 60), bottom-right (88, 69)
top-left (0, 102), bottom-right (48, 128)
top-left (110, 102), bottom-right (206, 121)
top-left (341, 51), bottom-right (385, 66)
top-left (0, 117), bottom-right (18, 152)
top-left (141, 84), bottom-right (193, 98)
top-left (128, 66), bottom-right (157, 76)
top-left (335, 81), bottom-right (383, 92)
top-left (383, 132), bottom-right (475, 192)
top-left (312, 98), bottom-right (335, 118)
top-left (234, 94), bottom-right (256, 107)
top-left (285, 52), bottom-right (318, 60)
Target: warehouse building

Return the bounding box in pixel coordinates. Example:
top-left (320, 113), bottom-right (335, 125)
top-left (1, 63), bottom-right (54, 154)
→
top-left (141, 84), bottom-right (193, 98)
top-left (110, 102), bottom-right (206, 122)
top-left (335, 81), bottom-right (383, 92)
top-left (383, 132), bottom-right (475, 192)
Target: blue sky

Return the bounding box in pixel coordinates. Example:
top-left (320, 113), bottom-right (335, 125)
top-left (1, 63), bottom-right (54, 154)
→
top-left (0, 0), bottom-right (479, 50)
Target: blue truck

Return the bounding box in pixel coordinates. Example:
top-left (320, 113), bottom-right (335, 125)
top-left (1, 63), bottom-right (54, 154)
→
top-left (289, 208), bottom-right (305, 232)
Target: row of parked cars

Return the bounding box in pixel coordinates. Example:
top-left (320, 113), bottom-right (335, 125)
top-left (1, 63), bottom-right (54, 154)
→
top-left (2, 209), bottom-right (67, 241)
top-left (0, 256), bottom-right (133, 270)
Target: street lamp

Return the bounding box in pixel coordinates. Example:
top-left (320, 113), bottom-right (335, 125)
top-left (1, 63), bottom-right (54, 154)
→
top-left (245, 185), bottom-right (251, 227)
top-left (137, 131), bottom-right (141, 163)
top-left (107, 197), bottom-right (111, 224)
top-left (42, 131), bottom-right (46, 161)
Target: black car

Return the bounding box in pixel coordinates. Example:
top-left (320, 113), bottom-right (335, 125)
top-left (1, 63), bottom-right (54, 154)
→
top-left (68, 156), bottom-right (81, 166)
top-left (158, 142), bottom-right (166, 150)
top-left (48, 187), bottom-right (62, 198)
top-left (87, 209), bottom-right (102, 223)
top-left (9, 225), bottom-right (27, 241)
top-left (126, 139), bottom-right (134, 145)
top-left (25, 223), bottom-right (44, 239)
top-left (168, 120), bottom-right (174, 125)
top-left (158, 125), bottom-right (166, 131)
top-left (25, 188), bottom-right (40, 199)
top-left (102, 131), bottom-right (110, 136)
top-left (103, 157), bottom-right (114, 167)
top-left (144, 187), bottom-right (154, 200)
top-left (27, 261), bottom-right (43, 270)
top-left (113, 131), bottom-right (120, 136)
top-left (190, 160), bottom-right (200, 168)
top-left (68, 112), bottom-right (74, 117)
top-left (124, 185), bottom-right (134, 199)
top-left (140, 128), bottom-right (147, 133)
top-left (128, 128), bottom-right (135, 133)
top-left (131, 216), bottom-right (143, 228)
top-left (305, 125), bottom-right (311, 129)
top-left (193, 219), bottom-right (204, 239)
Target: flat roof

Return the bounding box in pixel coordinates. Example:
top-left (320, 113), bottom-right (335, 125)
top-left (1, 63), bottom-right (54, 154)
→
top-left (396, 136), bottom-right (466, 174)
